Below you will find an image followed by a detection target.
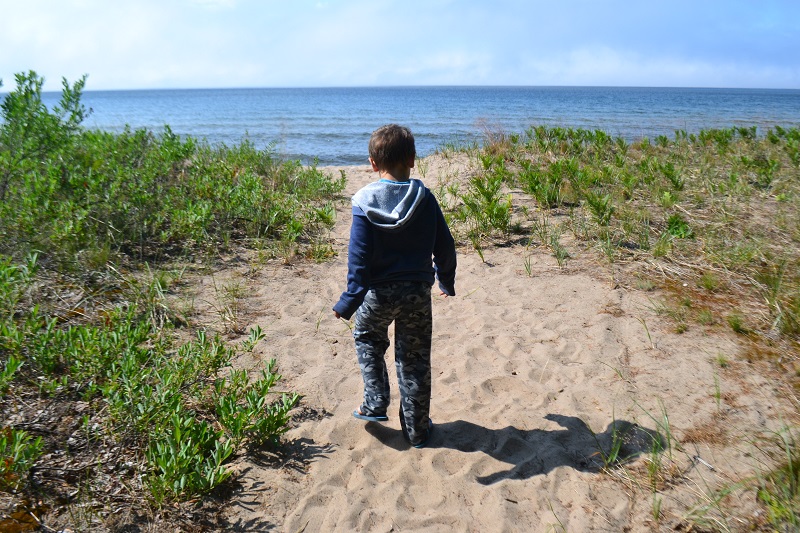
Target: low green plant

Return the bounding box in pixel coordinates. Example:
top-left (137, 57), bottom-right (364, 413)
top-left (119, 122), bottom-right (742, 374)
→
top-left (519, 159), bottom-right (570, 207)
top-left (636, 400), bottom-right (677, 461)
top-left (478, 125), bottom-right (798, 350)
top-left (741, 154), bottom-right (780, 189)
top-left (2, 249), bottom-right (300, 505)
top-left (531, 212), bottom-right (552, 246)
top-left (146, 412), bottom-right (234, 503)
top-left (659, 190), bottom-right (677, 209)
top-left (0, 253), bottom-right (38, 319)
top-left (549, 228), bottom-right (570, 267)
top-left (0, 71), bottom-right (370, 523)
top-left (634, 276), bottom-right (656, 292)
top-left (684, 482), bottom-right (741, 531)
top-left (666, 213), bottom-right (694, 239)
top-left (646, 435), bottom-right (667, 492)
top-left (650, 297), bottom-right (691, 333)
top-left (699, 271), bottom-right (720, 291)
top-left (757, 427), bottom-right (800, 529)
top-left (416, 156), bottom-right (429, 179)
top-left (599, 234), bottom-right (617, 264)
top-left (523, 254), bottom-right (533, 277)
top-left (591, 417), bottom-right (630, 470)
top-left (101, 326), bottom-right (299, 503)
top-left (0, 427), bottom-right (44, 491)
top-left (697, 308), bottom-right (715, 326)
top-left (584, 191), bottom-right (614, 226)
top-left (652, 493), bottom-right (663, 522)
top-left (0, 72), bottom-right (344, 270)
top-left (755, 259), bottom-right (800, 336)
top-left (652, 232), bottom-right (673, 258)
top-left (214, 359), bottom-right (300, 448)
top-left (0, 355), bottom-right (23, 394)
top-left (661, 161), bottom-right (684, 190)
top-left (455, 170), bottom-right (512, 249)
top-left (209, 274), bottom-right (246, 334)
top-left (637, 317), bottom-right (655, 349)
top-left (727, 312), bottom-right (748, 334)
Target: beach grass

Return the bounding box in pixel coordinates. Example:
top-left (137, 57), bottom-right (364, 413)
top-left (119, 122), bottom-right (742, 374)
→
top-left (447, 123), bottom-right (800, 361)
top-left (439, 123), bottom-right (800, 530)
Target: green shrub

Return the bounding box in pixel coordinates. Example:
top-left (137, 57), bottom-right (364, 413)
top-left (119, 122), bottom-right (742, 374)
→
top-left (0, 71), bottom-right (318, 507)
top-left (666, 213), bottom-right (694, 239)
top-left (584, 191), bottom-right (615, 226)
top-left (456, 171), bottom-right (512, 242)
top-left (146, 412), bottom-right (234, 503)
top-left (3, 274), bottom-right (300, 502)
top-left (519, 158), bottom-right (576, 207)
top-left (0, 72), bottom-right (344, 268)
top-left (0, 427), bottom-right (44, 491)
top-left (757, 429), bottom-right (800, 529)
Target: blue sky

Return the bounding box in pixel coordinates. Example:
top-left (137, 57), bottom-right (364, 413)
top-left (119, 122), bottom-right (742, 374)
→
top-left (1, 0), bottom-right (798, 91)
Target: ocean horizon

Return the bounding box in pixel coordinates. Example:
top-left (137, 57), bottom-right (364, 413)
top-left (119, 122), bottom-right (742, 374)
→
top-left (29, 85), bottom-right (800, 166)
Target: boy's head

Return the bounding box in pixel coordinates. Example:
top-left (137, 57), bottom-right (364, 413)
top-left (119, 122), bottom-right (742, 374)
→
top-left (368, 124), bottom-right (416, 171)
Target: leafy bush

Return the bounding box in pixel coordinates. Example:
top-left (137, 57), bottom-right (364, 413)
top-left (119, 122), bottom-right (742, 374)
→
top-left (666, 213), bottom-right (693, 239)
top-left (2, 253), bottom-right (300, 503)
top-left (146, 412), bottom-right (234, 503)
top-left (0, 72), bottom-right (344, 268)
top-left (455, 170), bottom-right (512, 250)
top-left (519, 158), bottom-right (572, 207)
top-left (584, 191), bottom-right (614, 226)
top-left (1, 71), bottom-right (325, 515)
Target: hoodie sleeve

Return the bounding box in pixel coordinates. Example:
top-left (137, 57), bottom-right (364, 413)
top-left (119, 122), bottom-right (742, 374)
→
top-left (333, 207), bottom-right (372, 319)
top-left (432, 198), bottom-right (457, 296)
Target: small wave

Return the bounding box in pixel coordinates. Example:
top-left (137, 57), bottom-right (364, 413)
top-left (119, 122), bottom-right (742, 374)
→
top-left (47, 87), bottom-right (800, 163)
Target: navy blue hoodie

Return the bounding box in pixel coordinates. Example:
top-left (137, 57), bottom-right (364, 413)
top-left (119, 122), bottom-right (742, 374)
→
top-left (333, 179), bottom-right (457, 320)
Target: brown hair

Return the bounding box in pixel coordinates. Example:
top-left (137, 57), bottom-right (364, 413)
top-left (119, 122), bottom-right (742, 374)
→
top-left (368, 124), bottom-right (416, 169)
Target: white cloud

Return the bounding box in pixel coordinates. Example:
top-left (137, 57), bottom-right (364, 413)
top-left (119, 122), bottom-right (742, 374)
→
top-left (188, 0), bottom-right (236, 10)
top-left (519, 47), bottom-right (799, 88)
top-left (1, 2), bottom-right (176, 90)
top-left (1, 0), bottom-right (798, 90)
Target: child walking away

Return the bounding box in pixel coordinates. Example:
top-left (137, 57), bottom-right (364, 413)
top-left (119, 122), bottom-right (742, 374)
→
top-left (333, 124), bottom-right (457, 449)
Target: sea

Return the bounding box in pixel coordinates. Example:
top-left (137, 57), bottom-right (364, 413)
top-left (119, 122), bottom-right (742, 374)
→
top-left (37, 86), bottom-right (800, 166)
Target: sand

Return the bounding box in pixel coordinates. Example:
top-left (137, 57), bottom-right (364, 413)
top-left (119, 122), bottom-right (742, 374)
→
top-left (212, 154), bottom-right (791, 532)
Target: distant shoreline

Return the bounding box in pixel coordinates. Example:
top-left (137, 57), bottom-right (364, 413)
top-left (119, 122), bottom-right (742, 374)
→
top-left (17, 85), bottom-right (800, 95)
top-left (23, 86), bottom-right (800, 166)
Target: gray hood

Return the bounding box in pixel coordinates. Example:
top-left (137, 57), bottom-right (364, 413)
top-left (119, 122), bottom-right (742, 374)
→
top-left (352, 179), bottom-right (428, 231)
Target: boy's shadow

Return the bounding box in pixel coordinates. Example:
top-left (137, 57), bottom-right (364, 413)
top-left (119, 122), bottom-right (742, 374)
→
top-left (366, 413), bottom-right (665, 485)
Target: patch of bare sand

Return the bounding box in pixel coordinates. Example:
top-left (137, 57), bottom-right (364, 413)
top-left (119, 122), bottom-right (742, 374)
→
top-left (211, 154), bottom-right (792, 532)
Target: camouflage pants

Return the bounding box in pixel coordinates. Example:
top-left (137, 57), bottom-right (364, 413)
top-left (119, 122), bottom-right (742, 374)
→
top-left (353, 281), bottom-right (432, 445)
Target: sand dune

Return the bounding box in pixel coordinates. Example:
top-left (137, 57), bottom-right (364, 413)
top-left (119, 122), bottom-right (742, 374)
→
top-left (218, 156), bottom-right (789, 532)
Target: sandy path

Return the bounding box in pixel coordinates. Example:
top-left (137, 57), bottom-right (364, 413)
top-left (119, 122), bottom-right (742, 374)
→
top-left (216, 157), bottom-right (789, 532)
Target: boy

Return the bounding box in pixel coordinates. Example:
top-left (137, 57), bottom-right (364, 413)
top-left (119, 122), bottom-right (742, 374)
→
top-left (333, 124), bottom-right (457, 449)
